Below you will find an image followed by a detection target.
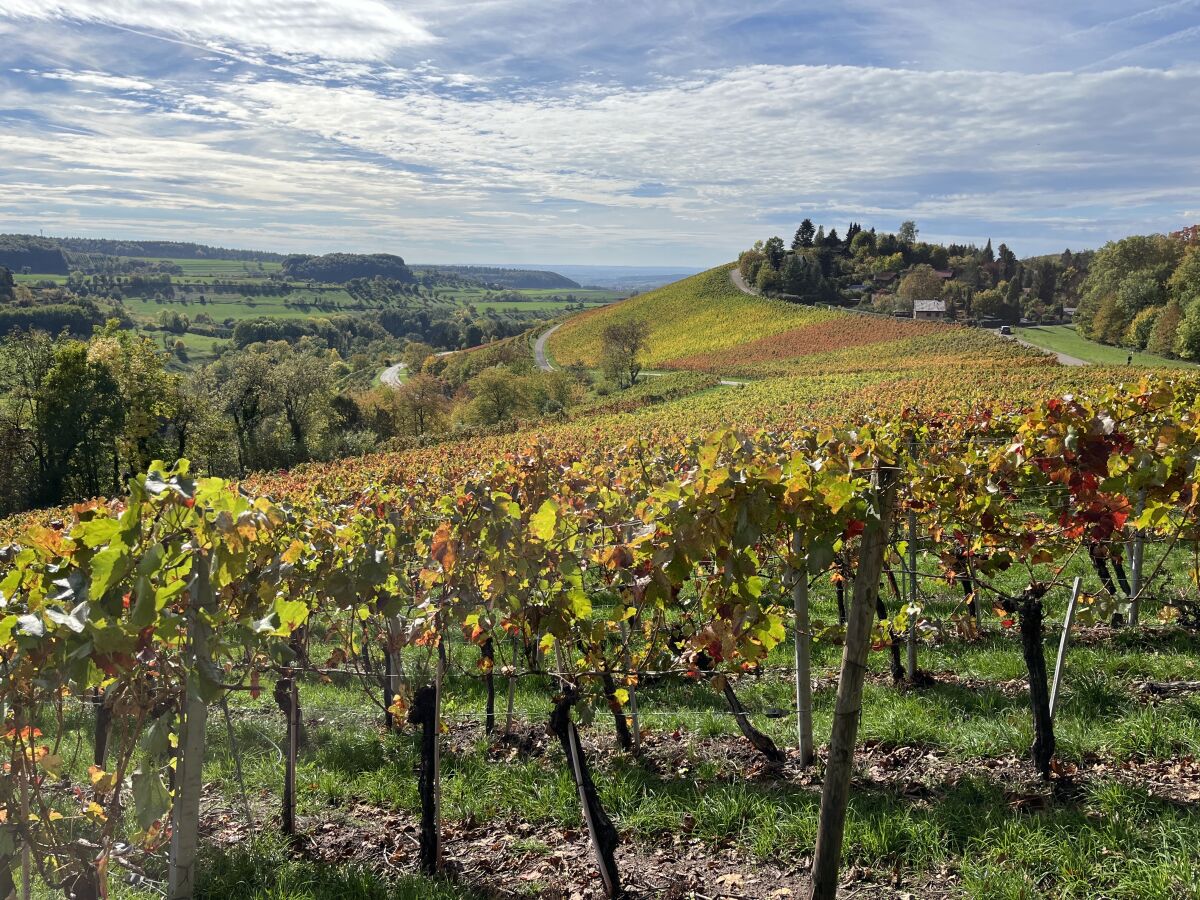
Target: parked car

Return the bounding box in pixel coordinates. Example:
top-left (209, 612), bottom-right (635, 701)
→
top-left (999, 325), bottom-right (1012, 335)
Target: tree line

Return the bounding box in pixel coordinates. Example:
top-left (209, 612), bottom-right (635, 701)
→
top-left (739, 219), bottom-right (1096, 324)
top-left (1074, 230), bottom-right (1200, 359)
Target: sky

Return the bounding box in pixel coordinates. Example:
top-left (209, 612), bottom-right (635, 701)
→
top-left (0, 2), bottom-right (1198, 266)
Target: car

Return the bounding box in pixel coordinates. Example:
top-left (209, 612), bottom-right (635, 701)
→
top-left (999, 325), bottom-right (1012, 335)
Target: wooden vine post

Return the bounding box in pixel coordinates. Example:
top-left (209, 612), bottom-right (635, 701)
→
top-left (810, 467), bottom-right (897, 900)
top-left (168, 550), bottom-right (213, 900)
top-left (550, 691), bottom-right (623, 898)
top-left (790, 531), bottom-right (814, 765)
top-left (1012, 585), bottom-right (1055, 778)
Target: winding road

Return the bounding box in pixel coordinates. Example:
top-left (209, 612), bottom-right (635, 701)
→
top-left (379, 362), bottom-right (406, 386)
top-left (729, 267), bottom-right (758, 296)
top-left (534, 323), bottom-right (562, 372)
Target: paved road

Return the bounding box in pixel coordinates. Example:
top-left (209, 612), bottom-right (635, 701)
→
top-left (534, 323), bottom-right (562, 371)
top-left (730, 267), bottom-right (757, 296)
top-left (379, 362), bottom-right (406, 386)
top-left (379, 349), bottom-right (461, 387)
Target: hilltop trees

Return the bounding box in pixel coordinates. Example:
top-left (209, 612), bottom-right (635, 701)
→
top-left (281, 252), bottom-right (416, 283)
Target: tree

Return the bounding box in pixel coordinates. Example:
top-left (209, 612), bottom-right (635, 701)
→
top-left (737, 248), bottom-right (766, 284)
top-left (394, 373), bottom-right (450, 436)
top-left (1168, 244), bottom-right (1200, 306)
top-left (825, 228), bottom-right (840, 249)
top-left (268, 345), bottom-right (334, 460)
top-left (1091, 294), bottom-right (1130, 346)
top-left (897, 264), bottom-right (943, 311)
top-left (0, 266), bottom-right (13, 301)
top-left (403, 341), bottom-right (436, 373)
top-left (755, 264), bottom-right (783, 295)
top-left (1125, 306), bottom-right (1161, 350)
top-left (214, 349), bottom-right (275, 474)
top-left (1148, 298), bottom-right (1183, 356)
top-left (981, 239), bottom-right (995, 264)
top-left (793, 219), bottom-right (815, 250)
top-left (898, 220), bottom-right (918, 246)
top-left (600, 321), bottom-right (650, 388)
top-left (849, 230), bottom-right (875, 257)
top-left (463, 366), bottom-right (526, 425)
top-left (35, 341), bottom-right (123, 504)
top-left (763, 236), bottom-right (786, 270)
top-left (1174, 300), bottom-right (1200, 360)
top-left (87, 322), bottom-right (176, 476)
top-left (971, 286), bottom-right (1007, 319)
top-left (1077, 234), bottom-right (1181, 336)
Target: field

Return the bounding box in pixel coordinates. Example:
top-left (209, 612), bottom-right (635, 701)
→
top-left (4, 263), bottom-right (1200, 900)
top-left (1015, 325), bottom-right (1193, 368)
top-left (160, 258), bottom-right (282, 278)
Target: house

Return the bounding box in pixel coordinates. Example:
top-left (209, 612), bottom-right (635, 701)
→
top-left (873, 271), bottom-right (899, 286)
top-left (913, 299), bottom-right (947, 321)
top-left (933, 269), bottom-right (955, 280)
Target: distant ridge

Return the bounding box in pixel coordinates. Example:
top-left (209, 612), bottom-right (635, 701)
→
top-left (5, 234), bottom-right (289, 262)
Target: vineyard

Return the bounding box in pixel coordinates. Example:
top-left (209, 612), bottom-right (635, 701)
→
top-left (2, 264), bottom-right (1200, 900)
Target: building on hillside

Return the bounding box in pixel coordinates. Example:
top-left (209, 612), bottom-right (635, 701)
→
top-left (913, 299), bottom-right (947, 321)
top-left (933, 269), bottom-right (955, 280)
top-left (873, 272), bottom-right (899, 286)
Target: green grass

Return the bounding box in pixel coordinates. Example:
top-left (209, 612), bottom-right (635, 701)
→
top-left (1014, 325), bottom-right (1193, 368)
top-left (12, 272), bottom-right (69, 284)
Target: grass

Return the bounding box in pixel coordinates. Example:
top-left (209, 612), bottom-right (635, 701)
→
top-left (1015, 325), bottom-right (1193, 368)
top-left (160, 258), bottom-right (283, 278)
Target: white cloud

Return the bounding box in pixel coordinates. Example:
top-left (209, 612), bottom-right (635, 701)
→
top-left (2, 44), bottom-right (1198, 262)
top-left (0, 1), bottom-right (435, 60)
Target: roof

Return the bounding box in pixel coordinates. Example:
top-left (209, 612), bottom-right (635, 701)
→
top-left (914, 299), bottom-right (946, 313)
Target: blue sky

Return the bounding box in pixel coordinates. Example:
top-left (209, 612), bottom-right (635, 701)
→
top-left (0, 1), bottom-right (1198, 266)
